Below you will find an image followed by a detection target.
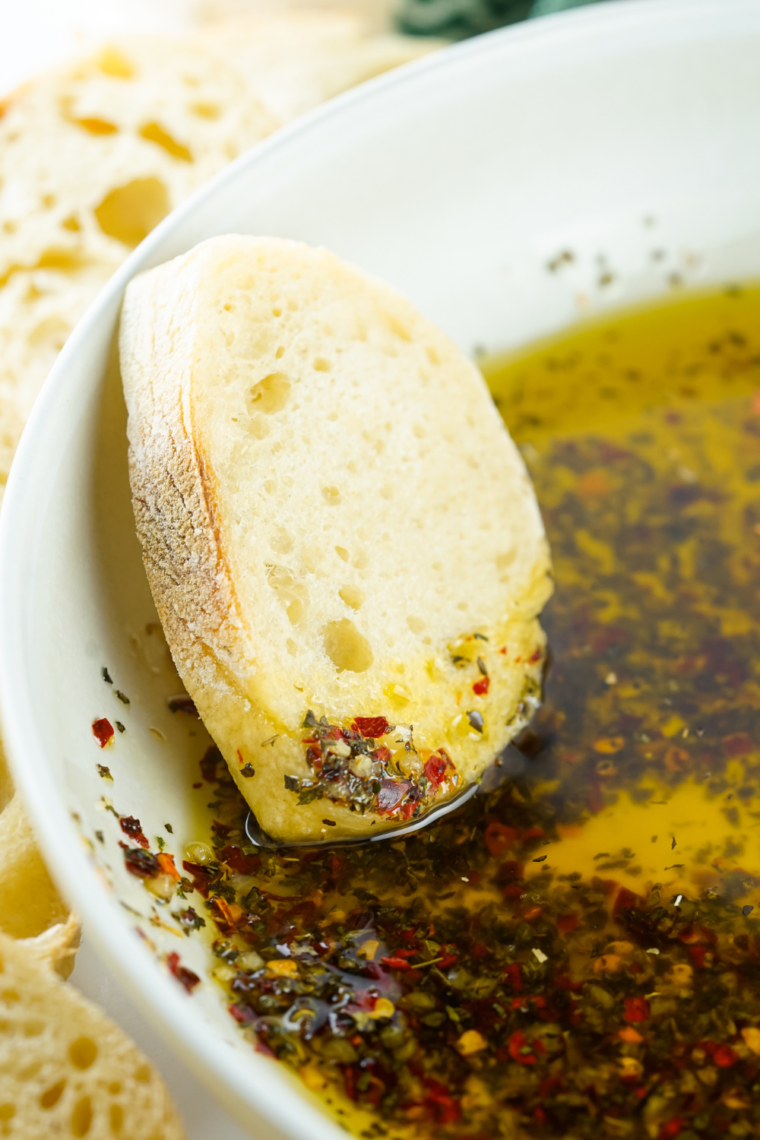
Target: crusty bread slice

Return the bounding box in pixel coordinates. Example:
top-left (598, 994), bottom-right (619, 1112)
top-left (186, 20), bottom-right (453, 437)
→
top-left (120, 235), bottom-right (552, 843)
top-left (0, 930), bottom-right (186, 1139)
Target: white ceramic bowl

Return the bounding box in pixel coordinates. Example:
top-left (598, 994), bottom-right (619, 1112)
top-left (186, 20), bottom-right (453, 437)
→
top-left (3, 1), bottom-right (760, 1135)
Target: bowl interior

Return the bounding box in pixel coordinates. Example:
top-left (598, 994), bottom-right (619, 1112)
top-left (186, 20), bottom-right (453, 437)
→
top-left (4, 1), bottom-right (760, 1136)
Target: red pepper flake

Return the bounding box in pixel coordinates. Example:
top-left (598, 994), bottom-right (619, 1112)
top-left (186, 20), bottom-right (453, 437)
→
top-left (343, 1066), bottom-right (357, 1101)
top-left (210, 896), bottom-right (242, 929)
top-left (376, 779), bottom-right (411, 815)
top-left (659, 1119), bottom-right (683, 1139)
top-left (473, 676), bottom-right (490, 696)
top-left (92, 718), bottom-right (114, 747)
top-left (614, 886), bottom-right (643, 916)
top-left (157, 852), bottom-right (180, 881)
top-left (722, 732), bottom-right (753, 757)
top-left (557, 913), bottom-right (579, 934)
top-left (713, 1044), bottom-right (738, 1067)
top-left (423, 750), bottom-right (452, 789)
top-left (507, 1030), bottom-right (545, 1065)
top-left (182, 860), bottom-right (214, 897)
top-left (229, 1003), bottom-right (256, 1024)
top-left (484, 821), bottom-right (517, 858)
top-left (167, 951), bottom-right (200, 993)
top-left (502, 962), bottom-right (523, 991)
top-left (380, 956), bottom-right (412, 971)
top-left (689, 945), bottom-right (707, 968)
top-left (523, 906), bottom-right (542, 922)
top-left (218, 844), bottom-right (261, 875)
top-left (624, 996), bottom-right (650, 1023)
top-left (528, 647), bottom-right (543, 664)
top-left (123, 847), bottom-right (160, 878)
top-left (119, 815), bottom-right (149, 848)
top-left (351, 716), bottom-right (392, 738)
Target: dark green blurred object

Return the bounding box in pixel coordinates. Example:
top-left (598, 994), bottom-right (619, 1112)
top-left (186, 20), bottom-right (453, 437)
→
top-left (397, 0), bottom-right (608, 39)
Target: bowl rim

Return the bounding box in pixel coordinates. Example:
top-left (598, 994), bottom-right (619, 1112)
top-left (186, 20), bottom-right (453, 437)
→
top-left (1, 0), bottom-right (759, 1133)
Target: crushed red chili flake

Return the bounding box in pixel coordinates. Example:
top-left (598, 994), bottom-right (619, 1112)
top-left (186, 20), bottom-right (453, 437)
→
top-left (423, 750), bottom-right (452, 789)
top-left (92, 718), bottom-right (114, 747)
top-left (122, 847), bottom-right (160, 878)
top-left (624, 996), bottom-right (650, 1023)
top-left (166, 951), bottom-right (200, 993)
top-left (472, 675), bottom-right (490, 696)
top-left (157, 852), bottom-right (180, 880)
top-left (376, 779), bottom-right (411, 815)
top-left (484, 820), bottom-right (517, 857)
top-left (119, 815), bottom-right (148, 848)
top-left (350, 716), bottom-right (392, 738)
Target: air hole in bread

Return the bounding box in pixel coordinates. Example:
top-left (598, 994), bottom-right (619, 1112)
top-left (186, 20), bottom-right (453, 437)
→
top-left (270, 528), bottom-right (294, 555)
top-left (223, 302), bottom-right (235, 312)
top-left (0, 1105), bottom-right (14, 1122)
top-left (42, 194), bottom-right (56, 209)
top-left (189, 101), bottom-right (221, 119)
top-left (246, 416), bottom-right (269, 440)
top-left (272, 308), bottom-right (282, 318)
top-left (286, 638), bottom-right (297, 656)
top-left (287, 599), bottom-right (304, 626)
top-left (73, 116), bottom-right (117, 135)
top-left (138, 121), bottom-right (193, 162)
top-left (246, 372), bottom-right (290, 415)
top-left (61, 215), bottom-right (80, 232)
top-left (110, 1103), bottom-right (124, 1133)
top-left (387, 314), bottom-right (412, 342)
top-left (40, 1080), bottom-right (66, 1108)
top-left (322, 486), bottom-right (340, 504)
top-left (426, 345), bottom-right (440, 365)
top-left (94, 177), bottom-right (169, 246)
top-left (335, 546), bottom-right (350, 562)
top-left (69, 1037), bottom-right (97, 1070)
top-left (275, 346), bottom-right (285, 358)
top-left (313, 357), bottom-right (330, 372)
top-left (94, 47), bottom-right (135, 78)
top-left (71, 1095), bottom-right (92, 1137)
top-left (407, 615), bottom-right (426, 634)
top-left (339, 585), bottom-right (364, 611)
top-left (323, 619), bottom-right (373, 673)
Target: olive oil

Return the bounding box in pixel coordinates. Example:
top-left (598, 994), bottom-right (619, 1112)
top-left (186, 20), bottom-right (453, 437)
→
top-left (192, 285), bottom-right (760, 1140)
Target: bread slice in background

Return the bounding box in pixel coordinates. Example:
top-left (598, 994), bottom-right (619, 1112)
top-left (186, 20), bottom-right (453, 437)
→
top-left (195, 9), bottom-right (443, 123)
top-left (0, 37), bottom-right (277, 496)
top-left (121, 235), bottom-right (552, 843)
top-left (0, 930), bottom-right (185, 1139)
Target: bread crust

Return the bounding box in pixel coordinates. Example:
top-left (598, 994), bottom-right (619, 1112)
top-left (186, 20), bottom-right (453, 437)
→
top-left (121, 236), bottom-right (552, 842)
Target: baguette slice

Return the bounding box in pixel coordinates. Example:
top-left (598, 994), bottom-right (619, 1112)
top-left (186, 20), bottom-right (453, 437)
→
top-left (0, 930), bottom-right (186, 1140)
top-left (121, 235), bottom-right (552, 843)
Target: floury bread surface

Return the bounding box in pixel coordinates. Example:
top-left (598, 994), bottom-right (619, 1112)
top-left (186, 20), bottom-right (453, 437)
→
top-left (120, 236), bottom-right (552, 842)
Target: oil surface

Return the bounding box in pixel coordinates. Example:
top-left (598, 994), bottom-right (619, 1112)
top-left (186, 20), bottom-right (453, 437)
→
top-left (189, 286), bottom-right (760, 1140)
